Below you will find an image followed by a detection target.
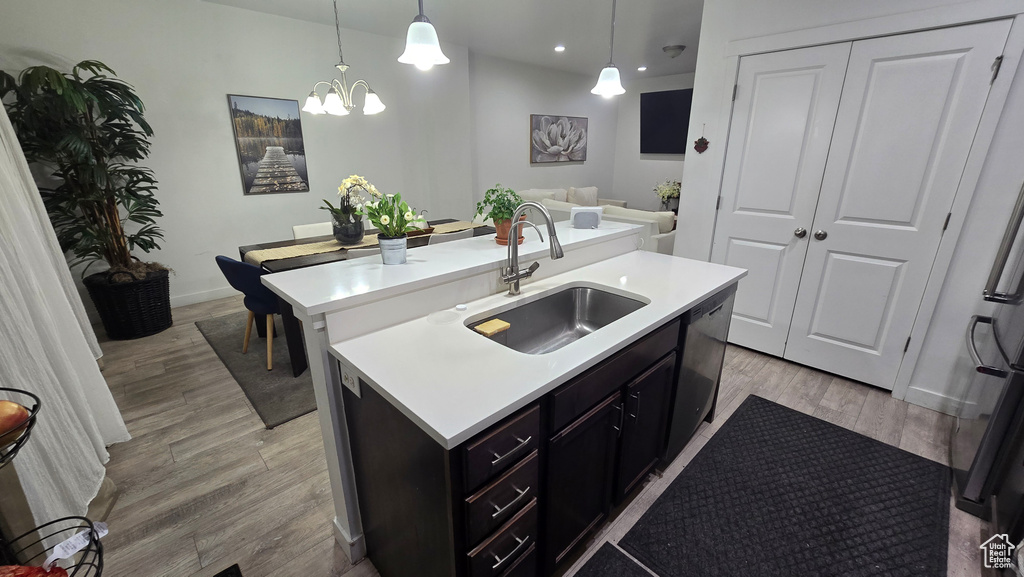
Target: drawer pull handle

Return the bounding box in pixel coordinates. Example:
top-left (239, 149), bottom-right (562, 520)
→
top-left (491, 535), bottom-right (529, 570)
top-left (491, 486), bottom-right (530, 518)
top-left (630, 391), bottom-right (641, 421)
top-left (491, 436), bottom-right (532, 466)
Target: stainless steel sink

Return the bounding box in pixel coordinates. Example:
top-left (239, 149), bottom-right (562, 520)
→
top-left (467, 286), bottom-right (647, 354)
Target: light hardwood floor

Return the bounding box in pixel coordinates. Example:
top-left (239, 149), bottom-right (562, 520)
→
top-left (97, 297), bottom-right (984, 577)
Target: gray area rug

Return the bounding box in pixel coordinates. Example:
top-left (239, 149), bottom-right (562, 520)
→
top-left (196, 313), bottom-right (316, 429)
top-left (619, 395), bottom-right (950, 577)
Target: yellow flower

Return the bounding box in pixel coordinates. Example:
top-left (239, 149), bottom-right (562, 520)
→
top-left (379, 214), bottom-right (391, 225)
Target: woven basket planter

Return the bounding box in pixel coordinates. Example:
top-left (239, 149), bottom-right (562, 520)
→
top-left (84, 269), bottom-right (172, 340)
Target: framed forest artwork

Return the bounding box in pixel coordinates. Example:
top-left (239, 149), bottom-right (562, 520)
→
top-left (227, 94), bottom-right (309, 194)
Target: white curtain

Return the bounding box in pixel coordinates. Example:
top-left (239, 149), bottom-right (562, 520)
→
top-left (0, 105), bottom-right (130, 526)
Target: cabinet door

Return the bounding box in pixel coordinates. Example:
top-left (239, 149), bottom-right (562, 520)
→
top-left (711, 42), bottom-right (852, 355)
top-left (616, 354), bottom-right (675, 503)
top-left (543, 392), bottom-right (622, 573)
top-left (784, 20), bottom-right (1012, 388)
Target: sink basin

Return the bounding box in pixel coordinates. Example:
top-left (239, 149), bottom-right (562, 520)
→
top-left (467, 286), bottom-right (647, 354)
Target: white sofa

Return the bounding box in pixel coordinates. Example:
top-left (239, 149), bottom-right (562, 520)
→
top-left (516, 187), bottom-right (626, 209)
top-left (538, 198), bottom-right (676, 255)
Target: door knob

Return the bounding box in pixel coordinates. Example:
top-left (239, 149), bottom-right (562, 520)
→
top-left (794, 228), bottom-right (807, 239)
top-left (814, 230), bottom-right (828, 241)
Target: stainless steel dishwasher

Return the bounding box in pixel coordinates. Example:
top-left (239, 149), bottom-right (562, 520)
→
top-left (662, 283), bottom-right (737, 464)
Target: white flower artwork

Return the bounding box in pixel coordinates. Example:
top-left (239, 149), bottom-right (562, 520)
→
top-left (530, 115), bottom-right (588, 163)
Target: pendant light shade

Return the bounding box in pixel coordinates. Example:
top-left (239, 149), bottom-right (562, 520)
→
top-left (592, 0), bottom-right (625, 98)
top-left (363, 90), bottom-right (386, 115)
top-left (322, 88), bottom-right (349, 116)
top-left (302, 91), bottom-right (326, 114)
top-left (591, 65), bottom-right (625, 97)
top-left (398, 2), bottom-right (449, 70)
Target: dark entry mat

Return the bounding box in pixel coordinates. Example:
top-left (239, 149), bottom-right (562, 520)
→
top-left (212, 564), bottom-right (242, 577)
top-left (575, 543), bottom-right (651, 577)
top-left (620, 396), bottom-right (950, 576)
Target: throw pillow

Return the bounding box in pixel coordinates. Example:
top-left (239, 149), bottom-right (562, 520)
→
top-left (535, 188), bottom-right (568, 202)
top-left (518, 189), bottom-right (557, 203)
top-left (568, 186), bottom-right (599, 206)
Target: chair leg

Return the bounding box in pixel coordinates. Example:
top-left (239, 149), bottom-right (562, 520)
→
top-left (266, 314), bottom-right (274, 371)
top-left (243, 310), bottom-right (255, 353)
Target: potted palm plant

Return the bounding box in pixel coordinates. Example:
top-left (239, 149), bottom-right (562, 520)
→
top-left (0, 60), bottom-right (170, 339)
top-left (358, 192), bottom-right (426, 264)
top-left (475, 184), bottom-right (525, 245)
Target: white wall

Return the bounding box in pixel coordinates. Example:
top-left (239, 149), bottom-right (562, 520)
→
top-left (611, 73), bottom-right (693, 211)
top-left (672, 0), bottom-right (1024, 410)
top-left (0, 0), bottom-right (475, 307)
top-left (468, 53), bottom-right (618, 203)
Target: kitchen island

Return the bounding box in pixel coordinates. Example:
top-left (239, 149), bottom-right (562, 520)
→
top-left (262, 220), bottom-right (745, 576)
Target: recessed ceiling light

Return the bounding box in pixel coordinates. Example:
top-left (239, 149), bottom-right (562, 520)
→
top-left (554, 45), bottom-right (566, 52)
top-left (637, 66), bottom-right (647, 72)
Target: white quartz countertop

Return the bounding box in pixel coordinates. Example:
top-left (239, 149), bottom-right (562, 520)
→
top-left (262, 221), bottom-right (640, 316)
top-left (330, 251), bottom-right (746, 449)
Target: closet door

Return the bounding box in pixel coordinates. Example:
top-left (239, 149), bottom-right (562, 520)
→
top-left (784, 20), bottom-right (1012, 388)
top-left (710, 43), bottom-right (851, 355)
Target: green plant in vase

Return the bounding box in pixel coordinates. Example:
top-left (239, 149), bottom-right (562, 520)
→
top-left (0, 60), bottom-right (171, 339)
top-left (357, 192), bottom-right (425, 264)
top-left (475, 184), bottom-right (524, 245)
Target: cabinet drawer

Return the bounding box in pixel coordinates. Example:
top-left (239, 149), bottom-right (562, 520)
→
top-left (465, 450), bottom-right (539, 546)
top-left (499, 543), bottom-right (536, 577)
top-left (550, 319), bottom-right (680, 432)
top-left (467, 498), bottom-right (538, 577)
top-left (464, 405), bottom-right (540, 492)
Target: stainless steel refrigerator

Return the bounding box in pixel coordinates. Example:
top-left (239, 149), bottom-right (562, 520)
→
top-left (952, 182), bottom-right (1024, 521)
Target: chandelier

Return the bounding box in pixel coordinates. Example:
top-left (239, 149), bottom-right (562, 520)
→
top-left (302, 0), bottom-right (385, 116)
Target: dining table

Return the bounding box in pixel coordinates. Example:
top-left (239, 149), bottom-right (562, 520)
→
top-left (237, 219), bottom-right (496, 377)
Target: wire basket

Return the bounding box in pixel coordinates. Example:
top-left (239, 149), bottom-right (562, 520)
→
top-left (4, 516), bottom-right (103, 576)
top-left (0, 388), bottom-right (41, 470)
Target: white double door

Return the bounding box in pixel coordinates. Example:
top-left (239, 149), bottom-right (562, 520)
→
top-left (711, 20), bottom-right (1011, 389)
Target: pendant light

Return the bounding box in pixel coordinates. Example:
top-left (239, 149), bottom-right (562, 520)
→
top-left (591, 0), bottom-right (625, 98)
top-left (302, 0), bottom-right (386, 116)
top-left (398, 0), bottom-right (450, 71)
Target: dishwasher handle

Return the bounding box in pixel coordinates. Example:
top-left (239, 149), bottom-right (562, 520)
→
top-left (984, 181), bottom-right (1024, 304)
top-left (966, 315), bottom-right (1009, 378)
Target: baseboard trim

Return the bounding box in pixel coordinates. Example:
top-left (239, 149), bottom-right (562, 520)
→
top-left (333, 517), bottom-right (366, 564)
top-left (169, 286), bottom-right (238, 309)
top-left (903, 386), bottom-right (973, 417)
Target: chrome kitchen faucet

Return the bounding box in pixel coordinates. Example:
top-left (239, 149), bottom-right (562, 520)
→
top-left (501, 201), bottom-right (564, 296)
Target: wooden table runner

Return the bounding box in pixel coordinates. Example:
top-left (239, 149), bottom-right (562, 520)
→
top-left (243, 234), bottom-right (379, 266)
top-left (433, 221), bottom-right (485, 235)
top-left (243, 221), bottom-right (485, 266)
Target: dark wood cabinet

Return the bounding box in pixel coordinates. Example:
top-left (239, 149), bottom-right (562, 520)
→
top-left (342, 310), bottom-right (719, 577)
top-left (615, 353), bottom-right (676, 503)
top-left (543, 392), bottom-right (623, 573)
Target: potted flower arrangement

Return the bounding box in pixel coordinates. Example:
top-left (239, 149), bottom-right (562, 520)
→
top-left (475, 184), bottom-right (525, 245)
top-left (321, 174), bottom-right (378, 244)
top-left (654, 179), bottom-right (681, 212)
top-left (358, 192), bottom-right (425, 264)
top-left (0, 60), bottom-right (171, 340)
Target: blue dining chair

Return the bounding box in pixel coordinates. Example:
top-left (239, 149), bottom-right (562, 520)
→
top-left (215, 256), bottom-right (281, 371)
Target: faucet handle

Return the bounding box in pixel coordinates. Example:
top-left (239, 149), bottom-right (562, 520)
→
top-left (526, 261), bottom-right (540, 275)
